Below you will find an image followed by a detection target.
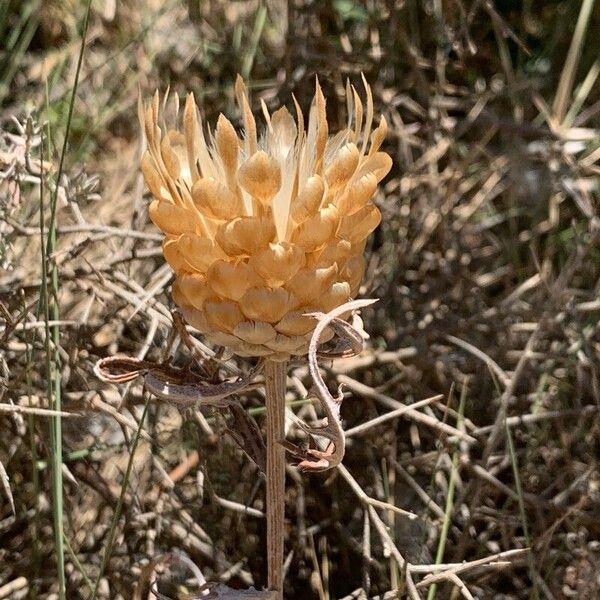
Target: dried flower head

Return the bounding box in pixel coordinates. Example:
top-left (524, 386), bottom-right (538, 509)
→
top-left (139, 76), bottom-right (391, 360)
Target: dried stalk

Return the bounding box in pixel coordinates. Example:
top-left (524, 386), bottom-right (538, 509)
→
top-left (264, 359), bottom-right (288, 598)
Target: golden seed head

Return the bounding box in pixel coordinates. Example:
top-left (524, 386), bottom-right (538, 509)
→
top-left (140, 76), bottom-right (391, 360)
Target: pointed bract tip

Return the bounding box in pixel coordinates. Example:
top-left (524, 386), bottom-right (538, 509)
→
top-left (235, 73), bottom-right (245, 92)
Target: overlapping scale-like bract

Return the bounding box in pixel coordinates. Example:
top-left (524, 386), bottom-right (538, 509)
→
top-left (140, 76), bottom-right (391, 360)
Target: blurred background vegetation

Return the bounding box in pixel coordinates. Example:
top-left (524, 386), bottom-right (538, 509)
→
top-left (1, 1), bottom-right (599, 599)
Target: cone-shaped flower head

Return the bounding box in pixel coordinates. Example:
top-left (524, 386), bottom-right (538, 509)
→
top-left (140, 76), bottom-right (391, 361)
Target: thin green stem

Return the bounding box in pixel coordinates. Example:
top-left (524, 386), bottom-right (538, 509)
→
top-left (38, 119), bottom-right (67, 598)
top-left (64, 533), bottom-right (94, 595)
top-left (45, 0), bottom-right (92, 249)
top-left (241, 3), bottom-right (267, 79)
top-left (506, 422), bottom-right (539, 600)
top-left (427, 380), bottom-right (467, 600)
top-left (90, 398), bottom-right (150, 600)
top-left (39, 2), bottom-right (92, 595)
top-left (22, 293), bottom-right (40, 598)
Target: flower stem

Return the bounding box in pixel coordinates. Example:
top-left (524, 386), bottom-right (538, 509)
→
top-left (264, 359), bottom-right (288, 598)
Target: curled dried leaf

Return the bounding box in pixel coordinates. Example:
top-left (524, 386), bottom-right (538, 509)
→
top-left (285, 298), bottom-right (377, 472)
top-left (226, 403), bottom-right (267, 473)
top-left (94, 356), bottom-right (264, 409)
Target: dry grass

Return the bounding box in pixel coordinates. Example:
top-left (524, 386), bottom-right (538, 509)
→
top-left (1, 1), bottom-right (599, 598)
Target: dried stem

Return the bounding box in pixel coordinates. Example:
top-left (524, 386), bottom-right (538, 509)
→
top-left (264, 359), bottom-right (288, 598)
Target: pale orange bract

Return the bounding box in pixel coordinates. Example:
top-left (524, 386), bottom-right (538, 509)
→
top-left (139, 76), bottom-right (391, 361)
